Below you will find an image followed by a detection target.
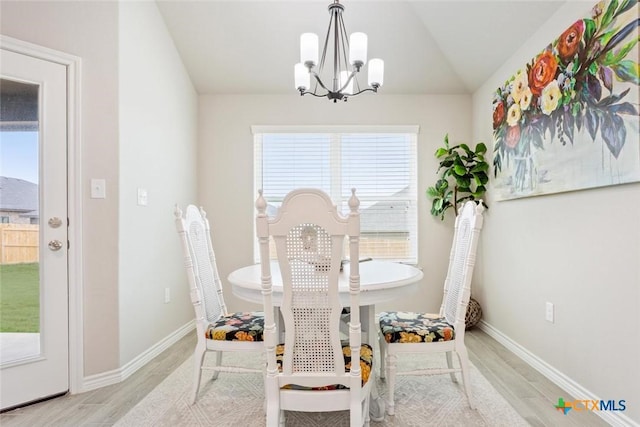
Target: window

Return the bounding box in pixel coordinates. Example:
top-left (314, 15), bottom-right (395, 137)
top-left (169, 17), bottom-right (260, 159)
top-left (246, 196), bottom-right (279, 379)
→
top-left (253, 125), bottom-right (418, 264)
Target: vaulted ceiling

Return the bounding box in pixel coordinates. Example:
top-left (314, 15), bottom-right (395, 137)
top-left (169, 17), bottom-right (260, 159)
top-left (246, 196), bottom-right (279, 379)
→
top-left (156, 1), bottom-right (568, 95)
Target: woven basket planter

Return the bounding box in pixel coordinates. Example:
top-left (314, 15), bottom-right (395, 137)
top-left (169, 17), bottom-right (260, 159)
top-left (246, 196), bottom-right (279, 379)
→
top-left (465, 298), bottom-right (482, 329)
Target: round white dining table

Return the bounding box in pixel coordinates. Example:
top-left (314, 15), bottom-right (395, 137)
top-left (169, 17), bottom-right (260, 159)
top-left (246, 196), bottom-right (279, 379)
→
top-left (228, 260), bottom-right (423, 346)
top-left (229, 260), bottom-right (423, 306)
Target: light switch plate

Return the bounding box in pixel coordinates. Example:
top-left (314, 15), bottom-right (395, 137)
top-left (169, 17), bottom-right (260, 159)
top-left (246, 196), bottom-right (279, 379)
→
top-left (90, 179), bottom-right (106, 199)
top-left (137, 188), bottom-right (148, 206)
top-left (545, 302), bottom-right (554, 323)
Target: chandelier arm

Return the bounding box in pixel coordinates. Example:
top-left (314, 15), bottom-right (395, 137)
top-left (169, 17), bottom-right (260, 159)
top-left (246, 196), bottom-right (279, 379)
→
top-left (347, 86), bottom-right (379, 97)
top-left (310, 71), bottom-right (331, 92)
top-left (338, 14), bottom-right (351, 70)
top-left (319, 12), bottom-right (332, 73)
top-left (336, 69), bottom-right (357, 93)
top-left (299, 90), bottom-right (330, 98)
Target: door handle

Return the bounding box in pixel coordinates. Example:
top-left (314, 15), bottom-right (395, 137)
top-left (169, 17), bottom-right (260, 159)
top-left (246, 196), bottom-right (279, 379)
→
top-left (48, 217), bottom-right (63, 228)
top-left (48, 240), bottom-right (64, 251)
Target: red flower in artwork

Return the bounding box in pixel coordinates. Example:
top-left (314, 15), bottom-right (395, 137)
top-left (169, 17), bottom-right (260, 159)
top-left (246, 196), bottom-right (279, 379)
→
top-left (558, 20), bottom-right (584, 62)
top-left (528, 50), bottom-right (558, 96)
top-left (505, 125), bottom-right (521, 149)
top-left (493, 102), bottom-right (505, 129)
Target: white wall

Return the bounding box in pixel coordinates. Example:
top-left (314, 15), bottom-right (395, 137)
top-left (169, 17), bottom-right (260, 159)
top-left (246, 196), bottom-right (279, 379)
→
top-left (1, 0), bottom-right (121, 375)
top-left (472, 1), bottom-right (640, 424)
top-left (1, 0), bottom-right (198, 378)
top-left (118, 1), bottom-right (197, 365)
top-left (198, 94), bottom-right (472, 315)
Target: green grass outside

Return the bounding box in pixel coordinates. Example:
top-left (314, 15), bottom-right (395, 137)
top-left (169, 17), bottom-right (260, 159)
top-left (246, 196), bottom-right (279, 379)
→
top-left (0, 263), bottom-right (40, 332)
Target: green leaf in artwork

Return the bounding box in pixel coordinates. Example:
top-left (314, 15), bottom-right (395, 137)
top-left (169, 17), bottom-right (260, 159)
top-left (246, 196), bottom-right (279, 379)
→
top-left (617, 0), bottom-right (636, 14)
top-left (583, 19), bottom-right (597, 42)
top-left (601, 0), bottom-right (619, 28)
top-left (603, 38), bottom-right (638, 66)
top-left (588, 61), bottom-right (599, 76)
top-left (611, 60), bottom-right (640, 85)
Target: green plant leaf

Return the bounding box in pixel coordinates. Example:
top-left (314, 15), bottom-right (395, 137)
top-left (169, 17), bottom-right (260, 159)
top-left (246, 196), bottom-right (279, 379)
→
top-left (436, 178), bottom-right (449, 192)
top-left (474, 171), bottom-right (489, 185)
top-left (434, 147), bottom-right (448, 158)
top-left (428, 134), bottom-right (490, 219)
top-left (455, 176), bottom-right (471, 188)
top-left (470, 163), bottom-right (489, 173)
top-left (453, 164), bottom-right (467, 176)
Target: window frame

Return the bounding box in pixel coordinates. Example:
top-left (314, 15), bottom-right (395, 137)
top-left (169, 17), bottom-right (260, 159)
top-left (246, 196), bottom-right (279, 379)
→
top-left (252, 125), bottom-right (419, 264)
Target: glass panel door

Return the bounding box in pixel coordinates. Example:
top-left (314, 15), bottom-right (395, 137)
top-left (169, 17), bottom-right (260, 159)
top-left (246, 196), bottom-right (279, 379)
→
top-left (0, 47), bottom-right (69, 411)
top-left (0, 79), bottom-right (41, 365)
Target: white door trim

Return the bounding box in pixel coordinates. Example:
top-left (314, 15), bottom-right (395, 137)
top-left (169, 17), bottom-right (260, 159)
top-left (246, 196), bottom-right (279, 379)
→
top-left (0, 35), bottom-right (84, 394)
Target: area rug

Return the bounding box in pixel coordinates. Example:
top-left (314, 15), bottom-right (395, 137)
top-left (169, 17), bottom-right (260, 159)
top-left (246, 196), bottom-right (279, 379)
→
top-left (115, 352), bottom-right (528, 427)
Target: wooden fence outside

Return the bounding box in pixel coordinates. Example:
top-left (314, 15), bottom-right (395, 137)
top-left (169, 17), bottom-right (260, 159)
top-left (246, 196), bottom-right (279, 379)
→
top-left (0, 224), bottom-right (39, 264)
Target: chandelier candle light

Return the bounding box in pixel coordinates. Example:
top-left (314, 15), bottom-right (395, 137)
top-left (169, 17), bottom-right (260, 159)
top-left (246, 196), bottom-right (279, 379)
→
top-left (294, 0), bottom-right (384, 102)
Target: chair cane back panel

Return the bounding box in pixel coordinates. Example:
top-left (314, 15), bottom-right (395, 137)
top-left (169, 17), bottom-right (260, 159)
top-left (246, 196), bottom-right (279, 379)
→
top-left (185, 206), bottom-right (224, 324)
top-left (256, 188), bottom-right (372, 427)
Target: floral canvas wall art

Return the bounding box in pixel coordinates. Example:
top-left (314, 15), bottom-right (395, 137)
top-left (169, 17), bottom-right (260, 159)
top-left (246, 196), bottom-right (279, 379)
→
top-left (492, 0), bottom-right (639, 200)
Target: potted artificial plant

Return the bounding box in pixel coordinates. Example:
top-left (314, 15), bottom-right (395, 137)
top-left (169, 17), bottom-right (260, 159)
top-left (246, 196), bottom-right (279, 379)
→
top-left (427, 134), bottom-right (489, 220)
top-left (426, 134), bottom-right (489, 328)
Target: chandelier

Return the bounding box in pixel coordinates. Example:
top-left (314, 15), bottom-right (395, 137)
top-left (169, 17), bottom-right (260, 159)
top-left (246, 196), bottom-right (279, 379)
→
top-left (294, 0), bottom-right (384, 103)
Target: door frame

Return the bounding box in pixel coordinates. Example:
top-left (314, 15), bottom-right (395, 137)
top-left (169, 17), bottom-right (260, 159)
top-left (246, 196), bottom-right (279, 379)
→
top-left (0, 35), bottom-right (83, 394)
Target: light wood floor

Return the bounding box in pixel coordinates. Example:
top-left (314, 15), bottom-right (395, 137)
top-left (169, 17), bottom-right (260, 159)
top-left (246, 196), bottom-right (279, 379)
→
top-left (0, 328), bottom-right (609, 426)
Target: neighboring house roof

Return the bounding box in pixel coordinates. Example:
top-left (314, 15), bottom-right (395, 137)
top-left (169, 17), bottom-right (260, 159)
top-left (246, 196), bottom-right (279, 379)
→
top-left (359, 186), bottom-right (411, 233)
top-left (266, 186), bottom-right (412, 234)
top-left (0, 176), bottom-right (39, 215)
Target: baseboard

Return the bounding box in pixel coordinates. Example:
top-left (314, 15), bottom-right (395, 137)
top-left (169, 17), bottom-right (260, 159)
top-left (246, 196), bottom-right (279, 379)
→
top-left (478, 320), bottom-right (638, 427)
top-left (81, 320), bottom-right (195, 392)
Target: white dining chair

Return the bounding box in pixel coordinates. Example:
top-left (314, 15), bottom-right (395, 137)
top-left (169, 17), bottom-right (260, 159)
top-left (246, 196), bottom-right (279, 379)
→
top-left (378, 200), bottom-right (485, 415)
top-left (256, 188), bottom-right (373, 427)
top-left (175, 204), bottom-right (265, 404)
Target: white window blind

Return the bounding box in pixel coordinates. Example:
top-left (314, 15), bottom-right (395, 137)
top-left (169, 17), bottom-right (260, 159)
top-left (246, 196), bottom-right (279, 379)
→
top-left (253, 126), bottom-right (418, 264)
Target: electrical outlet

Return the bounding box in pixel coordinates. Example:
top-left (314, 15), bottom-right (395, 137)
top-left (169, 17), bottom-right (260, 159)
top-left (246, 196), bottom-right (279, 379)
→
top-left (545, 302), bottom-right (554, 323)
top-left (164, 288), bottom-right (170, 304)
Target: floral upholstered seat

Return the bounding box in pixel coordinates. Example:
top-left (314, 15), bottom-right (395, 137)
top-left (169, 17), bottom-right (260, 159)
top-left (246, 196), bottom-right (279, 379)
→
top-left (205, 311), bottom-right (265, 341)
top-left (276, 343), bottom-right (373, 389)
top-left (379, 312), bottom-right (455, 344)
top-left (377, 201), bottom-right (485, 415)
